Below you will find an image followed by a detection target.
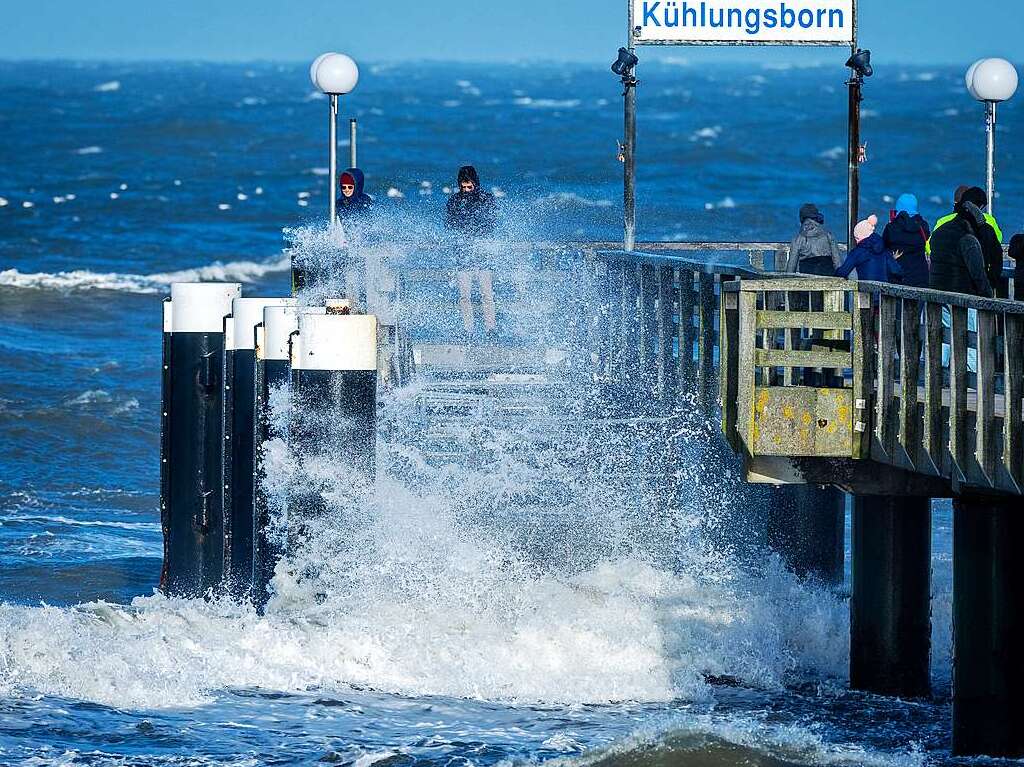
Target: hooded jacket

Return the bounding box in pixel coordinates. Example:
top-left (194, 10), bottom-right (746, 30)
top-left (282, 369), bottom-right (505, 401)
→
top-left (882, 212), bottom-right (931, 288)
top-left (786, 218), bottom-right (843, 275)
top-left (928, 202), bottom-right (993, 297)
top-left (835, 232), bottom-right (903, 283)
top-left (337, 168), bottom-right (373, 220)
top-left (1010, 234), bottom-right (1024, 297)
top-left (446, 166), bottom-right (498, 236)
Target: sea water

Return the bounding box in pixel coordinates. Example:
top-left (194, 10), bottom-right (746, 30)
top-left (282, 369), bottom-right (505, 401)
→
top-left (0, 59), bottom-right (1019, 766)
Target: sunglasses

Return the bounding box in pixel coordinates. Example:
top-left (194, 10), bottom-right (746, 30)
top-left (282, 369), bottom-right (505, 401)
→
top-left (341, 184), bottom-right (355, 190)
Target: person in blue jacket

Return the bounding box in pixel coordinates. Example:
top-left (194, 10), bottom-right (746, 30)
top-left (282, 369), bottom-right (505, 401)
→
top-left (336, 167), bottom-right (373, 221)
top-left (836, 214), bottom-right (903, 283)
top-left (882, 194), bottom-right (930, 287)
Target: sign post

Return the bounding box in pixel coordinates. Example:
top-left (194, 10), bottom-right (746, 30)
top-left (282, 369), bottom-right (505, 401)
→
top-left (624, 0), bottom-right (859, 247)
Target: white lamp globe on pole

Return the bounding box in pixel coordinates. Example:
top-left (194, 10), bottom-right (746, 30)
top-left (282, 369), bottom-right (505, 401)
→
top-left (310, 52), bottom-right (360, 227)
top-left (966, 57), bottom-right (1018, 214)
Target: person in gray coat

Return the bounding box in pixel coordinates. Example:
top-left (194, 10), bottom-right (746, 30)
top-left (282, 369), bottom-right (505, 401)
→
top-left (785, 203), bottom-right (843, 275)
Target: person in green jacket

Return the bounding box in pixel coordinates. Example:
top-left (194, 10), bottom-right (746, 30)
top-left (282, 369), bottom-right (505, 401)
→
top-left (927, 184), bottom-right (1002, 255)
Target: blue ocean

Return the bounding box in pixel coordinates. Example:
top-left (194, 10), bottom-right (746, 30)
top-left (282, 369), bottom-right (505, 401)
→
top-left (1, 58), bottom-right (1022, 766)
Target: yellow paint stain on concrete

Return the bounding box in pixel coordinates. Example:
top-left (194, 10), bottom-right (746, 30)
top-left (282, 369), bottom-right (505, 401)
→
top-left (802, 412), bottom-right (812, 426)
top-left (783, 405), bottom-right (794, 420)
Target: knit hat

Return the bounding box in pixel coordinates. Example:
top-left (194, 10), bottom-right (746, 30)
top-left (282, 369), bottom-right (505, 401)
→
top-left (895, 193), bottom-right (918, 216)
top-left (853, 214), bottom-right (878, 243)
top-left (799, 203), bottom-right (824, 224)
top-left (954, 184), bottom-right (970, 205)
top-left (339, 171), bottom-right (356, 188)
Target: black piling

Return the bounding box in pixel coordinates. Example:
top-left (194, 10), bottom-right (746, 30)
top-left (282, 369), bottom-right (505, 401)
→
top-left (850, 495), bottom-right (931, 698)
top-left (223, 298), bottom-right (294, 599)
top-left (160, 282), bottom-right (241, 597)
top-left (287, 313), bottom-right (378, 557)
top-left (764, 485), bottom-right (845, 584)
top-left (952, 494), bottom-right (1024, 758)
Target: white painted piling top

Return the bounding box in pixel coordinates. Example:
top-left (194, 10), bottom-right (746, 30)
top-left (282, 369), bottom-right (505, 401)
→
top-left (262, 305), bottom-right (325, 361)
top-left (168, 282), bottom-right (242, 334)
top-left (227, 297), bottom-right (296, 351)
top-left (291, 313), bottom-right (378, 372)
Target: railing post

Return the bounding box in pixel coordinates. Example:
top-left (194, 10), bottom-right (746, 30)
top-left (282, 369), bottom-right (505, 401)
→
top-left (720, 286), bottom-right (740, 452)
top-left (735, 289), bottom-right (758, 454)
top-left (851, 289), bottom-right (874, 459)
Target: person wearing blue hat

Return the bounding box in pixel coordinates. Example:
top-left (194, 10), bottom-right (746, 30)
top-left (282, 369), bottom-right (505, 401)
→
top-left (882, 193), bottom-right (931, 288)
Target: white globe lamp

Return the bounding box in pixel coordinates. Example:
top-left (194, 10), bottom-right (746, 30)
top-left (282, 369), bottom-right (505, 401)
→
top-left (309, 52), bottom-right (361, 227)
top-left (313, 53), bottom-right (360, 95)
top-left (965, 58), bottom-right (1018, 215)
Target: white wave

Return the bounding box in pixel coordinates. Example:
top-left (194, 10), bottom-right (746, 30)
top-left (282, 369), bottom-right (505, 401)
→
top-left (0, 255), bottom-right (290, 295)
top-left (818, 146), bottom-right (845, 161)
top-left (65, 390), bottom-right (112, 406)
top-left (93, 80), bottom-right (121, 92)
top-left (690, 125), bottom-right (722, 142)
top-left (75, 145), bottom-right (103, 155)
top-left (514, 97), bottom-right (581, 109)
top-left (537, 192), bottom-right (613, 209)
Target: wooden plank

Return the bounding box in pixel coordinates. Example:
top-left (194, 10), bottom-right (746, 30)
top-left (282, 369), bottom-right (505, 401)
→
top-left (851, 290), bottom-right (875, 459)
top-left (899, 298), bottom-right (922, 469)
top-left (677, 269), bottom-right (697, 391)
top-left (737, 278), bottom-right (853, 292)
top-left (620, 263), bottom-right (641, 380)
top-left (754, 349), bottom-right (852, 368)
top-left (1004, 314), bottom-right (1024, 490)
top-left (605, 262), bottom-right (623, 381)
top-left (823, 290), bottom-right (846, 388)
top-left (721, 288), bottom-right (740, 451)
top-left (755, 310), bottom-right (852, 330)
top-left (782, 292), bottom-right (796, 387)
top-left (639, 263), bottom-right (659, 388)
top-left (736, 290), bottom-right (759, 455)
top-left (949, 305), bottom-right (969, 484)
top-left (975, 310), bottom-right (998, 485)
top-left (922, 302), bottom-right (945, 473)
top-left (875, 295), bottom-right (898, 460)
top-left (698, 273), bottom-right (717, 402)
top-left (656, 265), bottom-right (677, 398)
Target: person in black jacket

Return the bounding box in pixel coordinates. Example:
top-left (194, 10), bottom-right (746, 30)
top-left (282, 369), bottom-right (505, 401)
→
top-left (446, 166), bottom-right (498, 334)
top-left (336, 167), bottom-right (373, 221)
top-left (446, 166), bottom-right (498, 236)
top-left (929, 200), bottom-right (993, 298)
top-left (882, 193), bottom-right (930, 288)
top-left (959, 187), bottom-right (1005, 295)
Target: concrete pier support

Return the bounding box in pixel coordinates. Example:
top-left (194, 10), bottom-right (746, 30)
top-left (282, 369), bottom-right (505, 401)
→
top-left (952, 494), bottom-right (1024, 757)
top-left (850, 495), bottom-right (931, 698)
top-left (765, 485), bottom-right (845, 584)
top-left (160, 282), bottom-right (241, 597)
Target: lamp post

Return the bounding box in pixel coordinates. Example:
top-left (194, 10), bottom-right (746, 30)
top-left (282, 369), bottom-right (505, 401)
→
top-left (845, 48), bottom-right (873, 247)
top-left (966, 58), bottom-right (1018, 215)
top-left (310, 52), bottom-right (360, 226)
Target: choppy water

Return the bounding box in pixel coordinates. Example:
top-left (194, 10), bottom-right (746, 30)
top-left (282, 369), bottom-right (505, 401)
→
top-left (0, 59), bottom-right (1019, 766)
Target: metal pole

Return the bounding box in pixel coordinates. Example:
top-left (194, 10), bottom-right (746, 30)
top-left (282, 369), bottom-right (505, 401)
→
top-left (328, 94), bottom-right (339, 226)
top-left (350, 118), bottom-right (358, 169)
top-left (847, 70), bottom-right (862, 247)
top-left (623, 58), bottom-right (637, 251)
top-left (986, 100), bottom-right (996, 215)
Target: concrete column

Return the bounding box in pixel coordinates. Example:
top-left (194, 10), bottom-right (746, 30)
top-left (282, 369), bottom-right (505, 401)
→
top-left (765, 485), bottom-right (845, 585)
top-left (952, 494), bottom-right (1024, 758)
top-left (160, 282), bottom-right (241, 597)
top-left (850, 495), bottom-right (931, 698)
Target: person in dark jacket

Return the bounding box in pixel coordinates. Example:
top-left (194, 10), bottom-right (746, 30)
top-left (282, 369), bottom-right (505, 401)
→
top-left (836, 214), bottom-right (903, 283)
top-left (882, 193), bottom-right (930, 288)
top-left (446, 165), bottom-right (498, 236)
top-left (959, 187), bottom-right (1005, 294)
top-left (446, 166), bottom-right (498, 334)
top-left (1009, 234), bottom-right (1024, 301)
top-left (928, 200), bottom-right (993, 298)
top-left (336, 167), bottom-right (373, 220)
top-left (785, 203), bottom-right (843, 275)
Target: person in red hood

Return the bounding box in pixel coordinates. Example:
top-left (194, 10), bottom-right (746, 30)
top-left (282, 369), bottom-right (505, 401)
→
top-left (336, 167), bottom-right (373, 221)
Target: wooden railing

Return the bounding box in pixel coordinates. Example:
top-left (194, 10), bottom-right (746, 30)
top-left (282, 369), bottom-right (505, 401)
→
top-left (721, 278), bottom-right (1024, 496)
